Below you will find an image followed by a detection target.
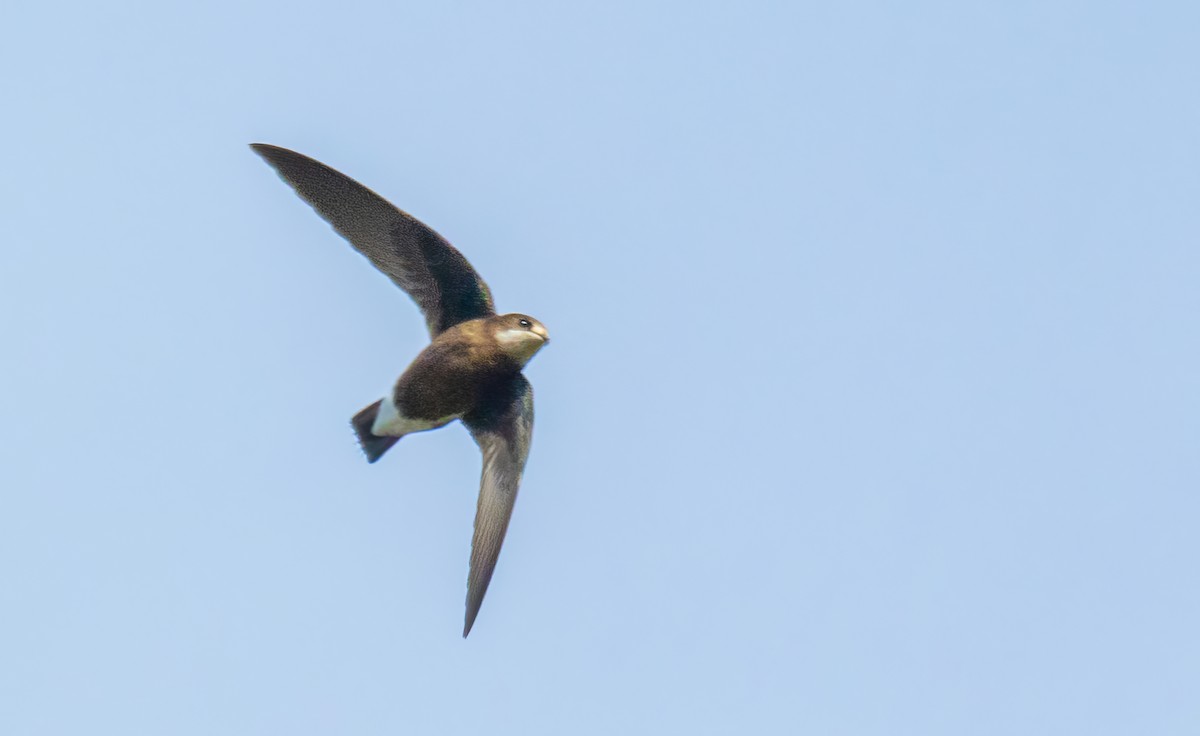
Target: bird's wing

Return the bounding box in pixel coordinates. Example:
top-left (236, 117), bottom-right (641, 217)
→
top-left (251, 144), bottom-right (495, 336)
top-left (461, 373), bottom-right (535, 637)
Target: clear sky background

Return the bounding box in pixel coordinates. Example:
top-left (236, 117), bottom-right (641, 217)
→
top-left (2, 2), bottom-right (1197, 734)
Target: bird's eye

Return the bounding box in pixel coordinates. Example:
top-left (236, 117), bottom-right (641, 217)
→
top-left (519, 319), bottom-right (532, 328)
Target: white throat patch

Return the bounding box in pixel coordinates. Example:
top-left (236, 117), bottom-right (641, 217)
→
top-left (495, 328), bottom-right (545, 364)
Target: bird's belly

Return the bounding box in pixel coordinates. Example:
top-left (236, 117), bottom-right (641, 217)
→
top-left (392, 358), bottom-right (487, 419)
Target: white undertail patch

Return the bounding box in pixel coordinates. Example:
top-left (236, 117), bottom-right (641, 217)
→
top-left (371, 393), bottom-right (455, 437)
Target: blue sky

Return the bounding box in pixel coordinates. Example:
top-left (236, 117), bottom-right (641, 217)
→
top-left (2, 2), bottom-right (1198, 733)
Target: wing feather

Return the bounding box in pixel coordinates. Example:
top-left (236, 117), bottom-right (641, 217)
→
top-left (251, 144), bottom-right (495, 336)
top-left (461, 374), bottom-right (534, 637)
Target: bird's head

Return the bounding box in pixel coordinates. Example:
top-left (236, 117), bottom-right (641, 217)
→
top-left (490, 313), bottom-right (550, 365)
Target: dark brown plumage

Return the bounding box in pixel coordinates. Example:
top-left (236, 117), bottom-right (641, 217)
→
top-left (251, 144), bottom-right (549, 637)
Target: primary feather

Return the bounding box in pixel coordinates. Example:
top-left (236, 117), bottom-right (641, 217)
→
top-left (250, 144), bottom-right (495, 336)
top-left (461, 374), bottom-right (534, 637)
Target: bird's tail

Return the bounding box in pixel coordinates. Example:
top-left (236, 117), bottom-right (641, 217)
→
top-left (351, 400), bottom-right (400, 463)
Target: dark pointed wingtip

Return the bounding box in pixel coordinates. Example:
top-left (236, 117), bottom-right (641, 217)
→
top-left (249, 143), bottom-right (286, 162)
top-left (464, 582), bottom-right (489, 638)
top-left (463, 610), bottom-right (478, 638)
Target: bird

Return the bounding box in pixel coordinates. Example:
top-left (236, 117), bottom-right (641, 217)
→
top-left (250, 144), bottom-right (549, 637)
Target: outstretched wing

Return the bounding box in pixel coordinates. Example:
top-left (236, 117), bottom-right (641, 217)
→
top-left (461, 373), bottom-right (535, 637)
top-left (251, 144), bottom-right (495, 336)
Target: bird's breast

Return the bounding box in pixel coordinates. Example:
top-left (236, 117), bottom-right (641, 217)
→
top-left (391, 330), bottom-right (518, 422)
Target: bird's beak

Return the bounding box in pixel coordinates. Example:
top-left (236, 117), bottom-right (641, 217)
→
top-left (533, 326), bottom-right (550, 344)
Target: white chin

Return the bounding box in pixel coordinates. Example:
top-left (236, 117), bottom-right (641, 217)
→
top-left (496, 328), bottom-right (543, 363)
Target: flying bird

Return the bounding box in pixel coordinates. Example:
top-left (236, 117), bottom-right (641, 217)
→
top-left (251, 144), bottom-right (549, 637)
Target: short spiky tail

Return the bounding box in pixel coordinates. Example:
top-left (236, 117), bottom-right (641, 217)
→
top-left (352, 400), bottom-right (400, 463)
